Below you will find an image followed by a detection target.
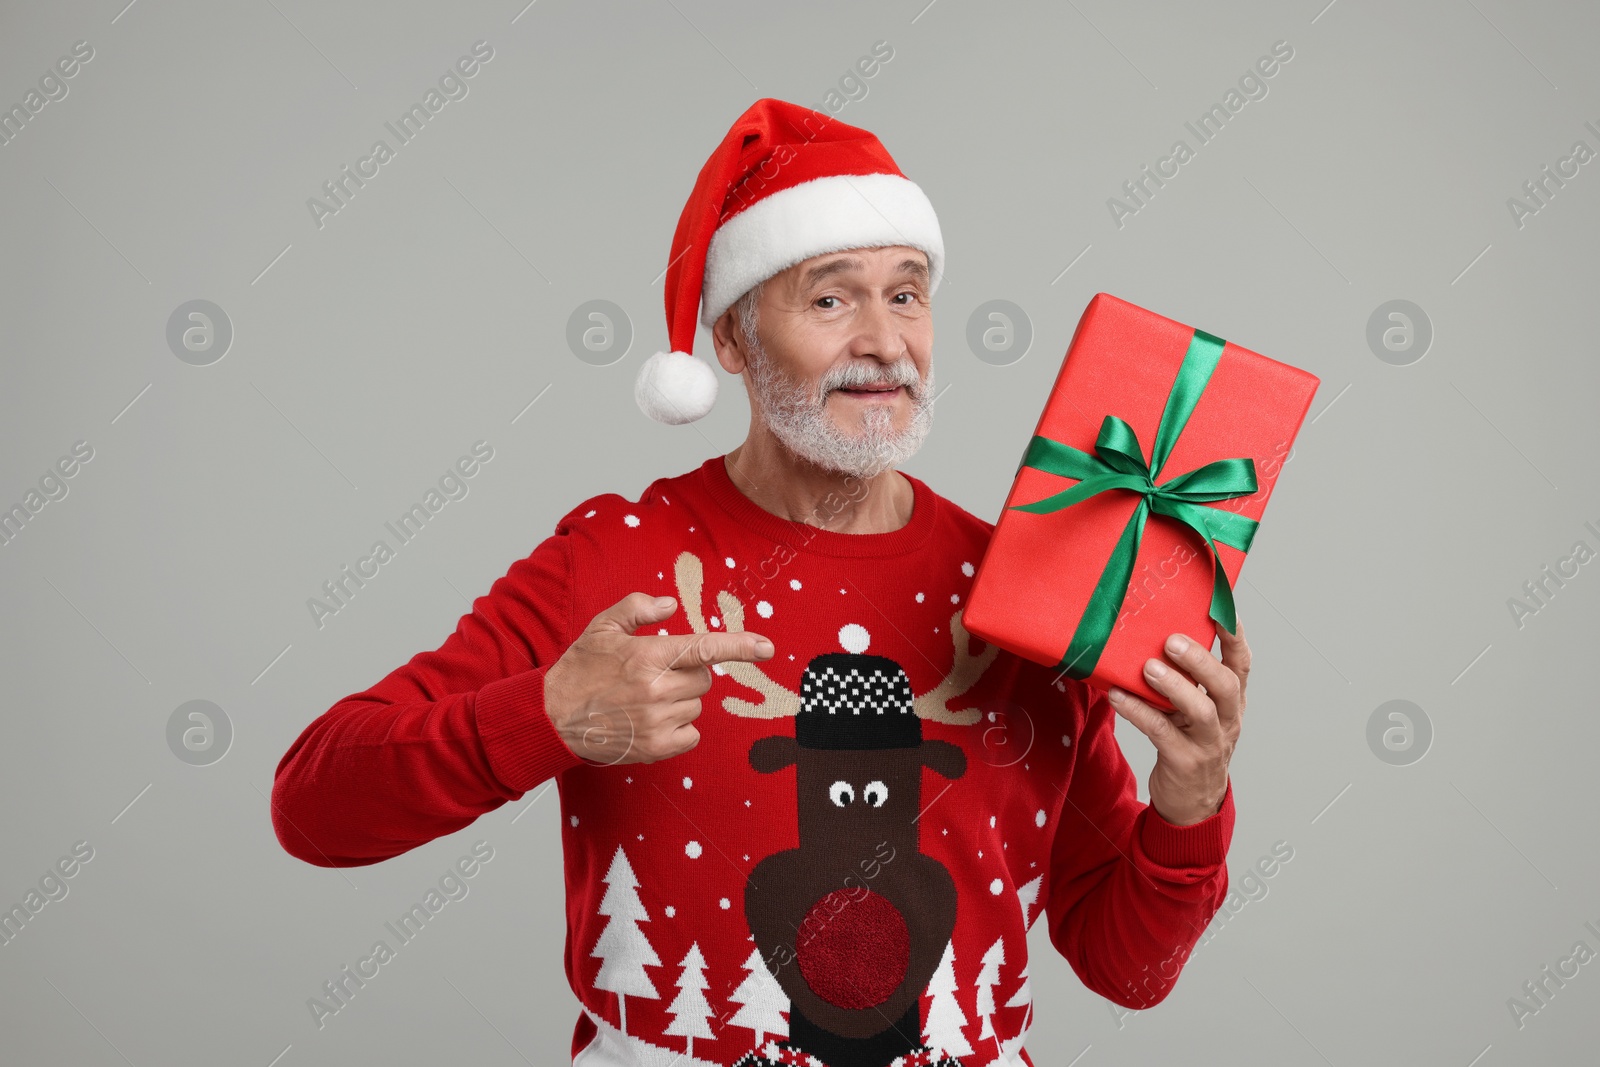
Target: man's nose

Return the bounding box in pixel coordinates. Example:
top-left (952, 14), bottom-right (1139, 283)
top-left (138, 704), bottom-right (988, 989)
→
top-left (849, 296), bottom-right (908, 362)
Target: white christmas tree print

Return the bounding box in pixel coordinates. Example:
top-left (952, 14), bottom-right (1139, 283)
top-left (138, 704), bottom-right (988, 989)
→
top-left (999, 960), bottom-right (1034, 1062)
top-left (975, 936), bottom-right (1007, 1058)
top-left (923, 938), bottom-right (974, 1057)
top-left (591, 844), bottom-right (662, 1035)
top-left (1016, 875), bottom-right (1042, 930)
top-left (663, 941), bottom-right (716, 1056)
top-left (727, 945), bottom-right (789, 1046)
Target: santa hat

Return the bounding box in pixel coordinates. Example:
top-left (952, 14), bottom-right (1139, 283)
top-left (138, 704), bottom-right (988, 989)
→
top-left (634, 98), bottom-right (944, 425)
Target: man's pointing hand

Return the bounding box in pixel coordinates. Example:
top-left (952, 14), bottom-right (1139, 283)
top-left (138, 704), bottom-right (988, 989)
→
top-left (543, 592), bottom-right (775, 766)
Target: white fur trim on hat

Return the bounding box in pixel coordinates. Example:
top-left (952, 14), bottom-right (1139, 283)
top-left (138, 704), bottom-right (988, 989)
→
top-left (634, 350), bottom-right (718, 425)
top-left (699, 172), bottom-right (944, 330)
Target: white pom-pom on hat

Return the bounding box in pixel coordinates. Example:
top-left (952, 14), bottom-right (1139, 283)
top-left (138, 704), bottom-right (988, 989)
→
top-left (634, 350), bottom-right (718, 425)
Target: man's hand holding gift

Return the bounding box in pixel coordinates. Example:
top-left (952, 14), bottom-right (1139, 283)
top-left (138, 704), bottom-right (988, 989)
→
top-left (1106, 619), bottom-right (1250, 827)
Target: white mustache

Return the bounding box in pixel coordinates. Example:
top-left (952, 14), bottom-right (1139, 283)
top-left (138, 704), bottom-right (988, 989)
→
top-left (824, 361), bottom-right (921, 393)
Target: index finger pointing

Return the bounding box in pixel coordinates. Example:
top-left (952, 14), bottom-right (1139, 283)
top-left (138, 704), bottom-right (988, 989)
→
top-left (657, 630), bottom-right (775, 671)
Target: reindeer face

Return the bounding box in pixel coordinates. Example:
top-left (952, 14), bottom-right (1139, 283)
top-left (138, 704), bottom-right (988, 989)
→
top-left (751, 739), bottom-right (967, 851)
top-left (742, 656), bottom-right (971, 1044)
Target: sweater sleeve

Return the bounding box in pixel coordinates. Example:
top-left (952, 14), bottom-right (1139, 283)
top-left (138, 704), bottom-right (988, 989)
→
top-left (1044, 682), bottom-right (1234, 1009)
top-left (270, 528), bottom-right (590, 868)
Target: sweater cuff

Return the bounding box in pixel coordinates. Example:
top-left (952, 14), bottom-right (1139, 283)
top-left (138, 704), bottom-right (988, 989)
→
top-left (1137, 778), bottom-right (1235, 873)
top-left (475, 667), bottom-right (587, 793)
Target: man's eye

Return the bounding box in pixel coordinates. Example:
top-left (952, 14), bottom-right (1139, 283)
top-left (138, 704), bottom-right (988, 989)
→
top-left (816, 296), bottom-right (839, 309)
top-left (893, 292), bottom-right (917, 305)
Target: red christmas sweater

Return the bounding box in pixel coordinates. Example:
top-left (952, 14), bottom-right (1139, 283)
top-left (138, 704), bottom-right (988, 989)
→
top-left (272, 454), bottom-right (1234, 1067)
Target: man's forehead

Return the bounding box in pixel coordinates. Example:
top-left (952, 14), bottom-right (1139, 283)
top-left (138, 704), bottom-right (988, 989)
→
top-left (787, 248), bottom-right (929, 288)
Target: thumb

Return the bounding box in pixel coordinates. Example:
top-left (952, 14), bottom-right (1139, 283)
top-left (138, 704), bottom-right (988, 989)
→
top-left (589, 592), bottom-right (677, 636)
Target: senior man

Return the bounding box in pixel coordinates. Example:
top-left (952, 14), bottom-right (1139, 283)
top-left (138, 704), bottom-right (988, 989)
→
top-left (272, 98), bottom-right (1248, 1067)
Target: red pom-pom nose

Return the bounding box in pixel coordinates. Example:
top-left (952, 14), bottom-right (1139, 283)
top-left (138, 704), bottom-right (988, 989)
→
top-left (794, 889), bottom-right (909, 1009)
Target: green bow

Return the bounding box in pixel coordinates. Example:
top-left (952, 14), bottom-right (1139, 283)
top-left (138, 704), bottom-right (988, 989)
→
top-left (1009, 329), bottom-right (1259, 679)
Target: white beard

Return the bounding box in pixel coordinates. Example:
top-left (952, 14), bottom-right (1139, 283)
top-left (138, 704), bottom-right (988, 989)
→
top-left (745, 339), bottom-right (935, 480)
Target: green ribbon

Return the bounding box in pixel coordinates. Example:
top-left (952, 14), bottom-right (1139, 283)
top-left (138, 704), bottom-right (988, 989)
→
top-left (1009, 329), bottom-right (1259, 679)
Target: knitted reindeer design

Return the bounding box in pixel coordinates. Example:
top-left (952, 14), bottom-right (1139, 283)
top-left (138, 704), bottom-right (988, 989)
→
top-left (670, 551), bottom-right (999, 1067)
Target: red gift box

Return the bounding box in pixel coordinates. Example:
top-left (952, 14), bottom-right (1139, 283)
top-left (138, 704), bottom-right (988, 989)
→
top-left (962, 293), bottom-right (1320, 711)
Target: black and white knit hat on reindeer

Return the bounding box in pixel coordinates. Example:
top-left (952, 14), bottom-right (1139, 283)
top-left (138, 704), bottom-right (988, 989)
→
top-left (795, 623), bottom-right (921, 751)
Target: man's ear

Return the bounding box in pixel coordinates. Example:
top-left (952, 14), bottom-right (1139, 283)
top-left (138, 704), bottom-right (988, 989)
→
top-left (710, 307), bottom-right (748, 376)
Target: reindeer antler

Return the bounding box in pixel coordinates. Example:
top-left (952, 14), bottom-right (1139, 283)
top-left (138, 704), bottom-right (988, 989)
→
top-left (673, 551), bottom-right (801, 719)
top-left (912, 609), bottom-right (1000, 725)
top-left (671, 551), bottom-right (998, 725)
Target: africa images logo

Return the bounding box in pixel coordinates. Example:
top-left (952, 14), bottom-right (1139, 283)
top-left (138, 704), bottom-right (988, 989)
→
top-left (1106, 40), bottom-right (1295, 229)
top-left (306, 41), bottom-right (495, 230)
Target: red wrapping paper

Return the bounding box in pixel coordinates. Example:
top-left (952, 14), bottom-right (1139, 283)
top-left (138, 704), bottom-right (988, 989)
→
top-left (962, 293), bottom-right (1320, 711)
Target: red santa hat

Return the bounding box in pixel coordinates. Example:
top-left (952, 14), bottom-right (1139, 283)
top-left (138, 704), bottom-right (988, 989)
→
top-left (634, 97), bottom-right (944, 424)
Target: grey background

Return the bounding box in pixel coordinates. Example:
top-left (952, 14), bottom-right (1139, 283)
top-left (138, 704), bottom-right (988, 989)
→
top-left (1, 0), bottom-right (1595, 1063)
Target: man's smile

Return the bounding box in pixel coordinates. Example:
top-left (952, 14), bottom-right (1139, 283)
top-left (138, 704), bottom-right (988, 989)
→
top-left (836, 384), bottom-right (904, 400)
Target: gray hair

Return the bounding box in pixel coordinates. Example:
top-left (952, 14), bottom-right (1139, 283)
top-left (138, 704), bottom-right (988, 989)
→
top-left (732, 278), bottom-right (765, 356)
